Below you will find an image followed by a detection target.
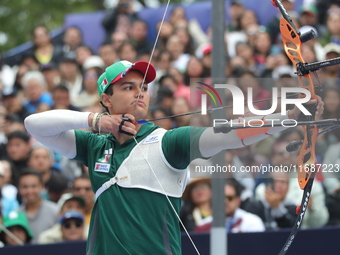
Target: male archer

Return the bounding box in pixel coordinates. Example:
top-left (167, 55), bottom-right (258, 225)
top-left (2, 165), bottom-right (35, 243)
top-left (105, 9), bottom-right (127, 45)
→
top-left (24, 60), bottom-right (324, 255)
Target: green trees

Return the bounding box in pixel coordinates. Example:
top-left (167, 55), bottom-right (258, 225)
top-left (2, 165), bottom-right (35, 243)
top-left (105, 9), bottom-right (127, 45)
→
top-left (0, 0), bottom-right (102, 53)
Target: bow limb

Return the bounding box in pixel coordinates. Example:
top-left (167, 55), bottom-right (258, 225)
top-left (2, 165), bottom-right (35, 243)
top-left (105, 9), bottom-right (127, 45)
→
top-left (277, 3), bottom-right (319, 190)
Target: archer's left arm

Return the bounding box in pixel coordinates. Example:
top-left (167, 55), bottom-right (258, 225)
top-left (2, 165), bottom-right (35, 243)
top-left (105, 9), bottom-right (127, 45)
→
top-left (199, 97), bottom-right (325, 158)
top-left (199, 112), bottom-right (290, 158)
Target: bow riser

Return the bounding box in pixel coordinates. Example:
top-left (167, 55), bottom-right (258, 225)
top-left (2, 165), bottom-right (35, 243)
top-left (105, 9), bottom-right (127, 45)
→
top-left (279, 17), bottom-right (319, 190)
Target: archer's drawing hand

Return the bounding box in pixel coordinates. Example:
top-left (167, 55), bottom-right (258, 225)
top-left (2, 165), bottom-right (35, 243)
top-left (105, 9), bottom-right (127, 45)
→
top-left (92, 113), bottom-right (137, 137)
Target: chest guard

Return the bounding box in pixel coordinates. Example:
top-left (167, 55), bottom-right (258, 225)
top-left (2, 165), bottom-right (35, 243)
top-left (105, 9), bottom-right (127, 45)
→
top-left (95, 128), bottom-right (188, 199)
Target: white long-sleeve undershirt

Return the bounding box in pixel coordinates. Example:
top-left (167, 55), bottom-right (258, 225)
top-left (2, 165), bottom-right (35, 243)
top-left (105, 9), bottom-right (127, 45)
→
top-left (199, 112), bottom-right (290, 157)
top-left (24, 110), bottom-right (91, 159)
top-left (25, 110), bottom-right (290, 160)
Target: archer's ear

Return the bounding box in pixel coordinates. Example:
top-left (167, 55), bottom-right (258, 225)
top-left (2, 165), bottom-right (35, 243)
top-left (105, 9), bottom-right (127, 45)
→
top-left (101, 93), bottom-right (112, 108)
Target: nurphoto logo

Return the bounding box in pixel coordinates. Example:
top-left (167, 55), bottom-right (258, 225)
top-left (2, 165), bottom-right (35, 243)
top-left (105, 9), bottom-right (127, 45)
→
top-left (197, 83), bottom-right (312, 128)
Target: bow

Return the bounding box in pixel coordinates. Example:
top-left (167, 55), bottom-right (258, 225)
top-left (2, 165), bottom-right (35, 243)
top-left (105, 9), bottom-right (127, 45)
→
top-left (272, 0), bottom-right (320, 191)
top-left (271, 0), bottom-right (340, 254)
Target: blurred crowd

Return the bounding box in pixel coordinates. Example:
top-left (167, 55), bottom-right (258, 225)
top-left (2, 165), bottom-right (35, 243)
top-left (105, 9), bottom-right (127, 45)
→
top-left (1, 0), bottom-right (340, 246)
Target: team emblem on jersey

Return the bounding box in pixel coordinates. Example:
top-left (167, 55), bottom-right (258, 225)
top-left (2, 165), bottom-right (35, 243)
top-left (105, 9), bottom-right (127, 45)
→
top-left (94, 148), bottom-right (112, 173)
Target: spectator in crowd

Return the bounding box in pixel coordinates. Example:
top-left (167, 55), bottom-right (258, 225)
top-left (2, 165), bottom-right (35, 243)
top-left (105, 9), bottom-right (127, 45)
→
top-left (27, 144), bottom-right (68, 202)
top-left (102, 0), bottom-right (138, 42)
top-left (243, 22), bottom-right (259, 47)
top-left (299, 25), bottom-right (325, 61)
top-left (320, 6), bottom-right (340, 46)
top-left (237, 70), bottom-right (271, 109)
top-left (40, 63), bottom-right (61, 93)
top-left (129, 19), bottom-right (153, 56)
top-left (154, 86), bottom-right (174, 111)
top-left (29, 25), bottom-right (62, 65)
top-left (155, 50), bottom-right (173, 75)
top-left (71, 174), bottom-right (94, 226)
top-left (227, 0), bottom-right (246, 32)
top-left (98, 43), bottom-right (117, 68)
top-left (0, 214), bottom-right (3, 247)
top-left (0, 160), bottom-right (18, 200)
top-left (21, 71), bottom-right (53, 114)
top-left (174, 25), bottom-right (195, 55)
top-left (28, 144), bottom-right (56, 185)
top-left (183, 55), bottom-right (206, 85)
top-left (255, 141), bottom-right (329, 229)
top-left (4, 115), bottom-right (27, 139)
top-left (168, 67), bottom-right (190, 101)
top-left (180, 178), bottom-right (212, 232)
top-left (157, 74), bottom-right (177, 96)
top-left (76, 45), bottom-right (93, 69)
top-left (171, 97), bottom-right (191, 127)
top-left (18, 170), bottom-right (59, 243)
top-left (45, 172), bottom-right (69, 203)
top-left (73, 56), bottom-right (105, 110)
top-left (198, 44), bottom-right (213, 78)
top-left (0, 106), bottom-right (6, 147)
top-left (254, 31), bottom-right (275, 74)
top-left (156, 21), bottom-right (174, 51)
top-left (239, 9), bottom-right (259, 32)
top-left (51, 85), bottom-right (81, 111)
top-left (0, 211), bottom-right (33, 246)
top-left (227, 9), bottom-right (259, 58)
top-left (224, 150), bottom-right (256, 197)
top-left (235, 42), bottom-right (256, 73)
top-left (320, 86), bottom-right (340, 137)
top-left (110, 31), bottom-right (129, 52)
top-left (323, 141), bottom-right (340, 225)
top-left (166, 34), bottom-right (190, 73)
top-left (252, 171), bottom-right (297, 230)
top-left (57, 26), bottom-right (83, 59)
top-left (2, 89), bottom-right (30, 123)
top-left (169, 6), bottom-right (187, 27)
top-left (313, 87), bottom-right (340, 159)
top-left (302, 43), bottom-right (318, 64)
top-left (320, 43), bottom-right (340, 88)
top-left (158, 73), bottom-right (190, 105)
top-left (149, 107), bottom-right (174, 130)
top-left (299, 5), bottom-right (327, 38)
top-left (272, 65), bottom-right (296, 89)
top-left (195, 178), bottom-right (265, 233)
top-left (117, 42), bottom-right (138, 63)
top-left (12, 63), bottom-right (30, 92)
top-left (60, 210), bottom-right (86, 242)
top-left (72, 67), bottom-right (101, 109)
top-left (0, 161), bottom-right (19, 217)
top-left (5, 131), bottom-right (31, 186)
top-left (59, 55), bottom-right (83, 100)
top-left (19, 54), bottom-right (41, 72)
top-left (0, 54), bottom-right (15, 93)
top-left (151, 51), bottom-right (173, 96)
top-left (38, 194), bottom-right (87, 244)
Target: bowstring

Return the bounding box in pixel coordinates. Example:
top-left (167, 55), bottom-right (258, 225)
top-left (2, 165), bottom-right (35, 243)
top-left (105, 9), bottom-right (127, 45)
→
top-left (130, 1), bottom-right (200, 254)
top-left (132, 0), bottom-right (171, 117)
top-left (133, 137), bottom-right (200, 255)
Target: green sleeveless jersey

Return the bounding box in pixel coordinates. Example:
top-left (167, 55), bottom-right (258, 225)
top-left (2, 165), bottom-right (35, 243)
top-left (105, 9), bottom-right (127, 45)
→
top-left (73, 123), bottom-right (206, 255)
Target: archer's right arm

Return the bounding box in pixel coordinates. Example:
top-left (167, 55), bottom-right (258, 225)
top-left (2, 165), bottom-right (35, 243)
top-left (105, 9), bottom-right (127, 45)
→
top-left (24, 110), bottom-right (137, 158)
top-left (24, 110), bottom-right (92, 158)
